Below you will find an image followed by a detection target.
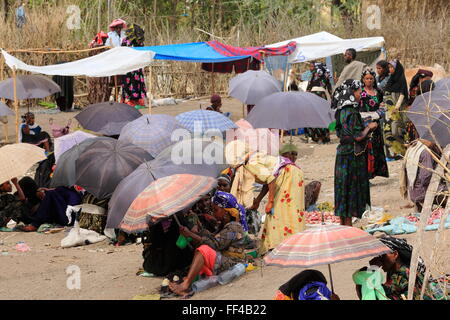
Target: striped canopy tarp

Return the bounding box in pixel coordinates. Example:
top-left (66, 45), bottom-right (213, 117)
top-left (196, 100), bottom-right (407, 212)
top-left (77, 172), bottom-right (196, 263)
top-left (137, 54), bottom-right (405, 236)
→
top-left (176, 110), bottom-right (237, 134)
top-left (119, 174), bottom-right (217, 234)
top-left (264, 225), bottom-right (391, 268)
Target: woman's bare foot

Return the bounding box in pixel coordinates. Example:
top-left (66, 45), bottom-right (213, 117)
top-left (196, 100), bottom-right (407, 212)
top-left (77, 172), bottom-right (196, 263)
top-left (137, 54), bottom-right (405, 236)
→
top-left (169, 280), bottom-right (191, 297)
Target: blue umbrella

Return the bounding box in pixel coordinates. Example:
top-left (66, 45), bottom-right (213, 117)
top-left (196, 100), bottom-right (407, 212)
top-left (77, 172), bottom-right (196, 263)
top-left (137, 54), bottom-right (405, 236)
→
top-left (175, 110), bottom-right (237, 134)
top-left (119, 114), bottom-right (185, 157)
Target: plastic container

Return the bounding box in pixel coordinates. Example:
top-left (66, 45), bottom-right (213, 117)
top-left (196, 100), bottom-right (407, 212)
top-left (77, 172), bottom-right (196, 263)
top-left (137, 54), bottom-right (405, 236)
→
top-left (218, 263), bottom-right (246, 285)
top-left (191, 276), bottom-right (219, 292)
top-left (176, 235), bottom-right (192, 249)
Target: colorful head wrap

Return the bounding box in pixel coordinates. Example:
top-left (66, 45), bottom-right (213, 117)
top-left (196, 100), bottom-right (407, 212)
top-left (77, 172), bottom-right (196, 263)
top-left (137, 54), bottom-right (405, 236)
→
top-left (217, 174), bottom-right (231, 185)
top-left (212, 191), bottom-right (248, 232)
top-left (298, 281), bottom-right (332, 300)
top-left (109, 18), bottom-right (127, 31)
top-left (123, 23), bottom-right (145, 47)
top-left (313, 62), bottom-right (330, 79)
top-left (331, 79), bottom-right (362, 110)
top-left (379, 236), bottom-right (426, 274)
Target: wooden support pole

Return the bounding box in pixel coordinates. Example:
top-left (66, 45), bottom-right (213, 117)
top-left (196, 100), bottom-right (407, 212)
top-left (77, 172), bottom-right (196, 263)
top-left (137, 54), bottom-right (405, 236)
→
top-left (148, 66), bottom-right (152, 114)
top-left (211, 64), bottom-right (215, 94)
top-left (242, 103), bottom-right (245, 118)
top-left (114, 75), bottom-right (118, 102)
top-left (0, 56), bottom-right (7, 143)
top-left (12, 67), bottom-right (19, 143)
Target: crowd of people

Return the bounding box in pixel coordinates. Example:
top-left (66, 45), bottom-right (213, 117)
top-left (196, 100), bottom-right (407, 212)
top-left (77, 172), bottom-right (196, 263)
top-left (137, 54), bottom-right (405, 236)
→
top-left (0, 32), bottom-right (447, 300)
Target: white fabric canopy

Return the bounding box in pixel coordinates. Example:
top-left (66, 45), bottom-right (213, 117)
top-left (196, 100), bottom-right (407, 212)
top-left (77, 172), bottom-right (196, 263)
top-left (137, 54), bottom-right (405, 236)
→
top-left (267, 31), bottom-right (385, 64)
top-left (1, 47), bottom-right (155, 77)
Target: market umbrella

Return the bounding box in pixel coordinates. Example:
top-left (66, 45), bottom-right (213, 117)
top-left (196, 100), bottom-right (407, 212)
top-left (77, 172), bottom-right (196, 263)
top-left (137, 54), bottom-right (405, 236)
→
top-left (51, 137), bottom-right (114, 188)
top-left (264, 225), bottom-right (391, 292)
top-left (175, 110), bottom-right (237, 134)
top-left (246, 91), bottom-right (333, 130)
top-left (435, 78), bottom-right (450, 91)
top-left (119, 174), bottom-right (217, 234)
top-left (228, 70), bottom-right (282, 105)
top-left (407, 89), bottom-right (450, 146)
top-left (75, 101), bottom-right (142, 136)
top-left (54, 130), bottom-right (97, 163)
top-left (226, 119), bottom-right (279, 155)
top-left (75, 139), bottom-right (153, 199)
top-left (0, 75), bottom-right (60, 100)
top-left (0, 101), bottom-right (14, 116)
top-left (119, 114), bottom-right (184, 158)
top-left (154, 138), bottom-right (228, 171)
top-left (0, 143), bottom-right (46, 184)
top-left (107, 159), bottom-right (224, 229)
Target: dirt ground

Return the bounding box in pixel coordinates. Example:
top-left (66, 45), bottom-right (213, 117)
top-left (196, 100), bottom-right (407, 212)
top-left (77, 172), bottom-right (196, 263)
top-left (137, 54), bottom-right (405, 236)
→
top-left (0, 97), bottom-right (448, 300)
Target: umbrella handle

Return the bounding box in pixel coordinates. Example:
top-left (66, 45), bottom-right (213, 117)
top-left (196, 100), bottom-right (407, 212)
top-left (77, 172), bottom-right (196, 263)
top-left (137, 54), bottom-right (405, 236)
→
top-left (173, 214), bottom-right (195, 251)
top-left (328, 264), bottom-right (334, 293)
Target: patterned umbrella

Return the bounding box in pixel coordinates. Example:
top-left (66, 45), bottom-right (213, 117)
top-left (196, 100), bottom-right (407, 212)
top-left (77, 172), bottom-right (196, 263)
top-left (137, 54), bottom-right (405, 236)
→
top-left (75, 101), bottom-right (142, 136)
top-left (0, 143), bottom-right (46, 184)
top-left (118, 114), bottom-right (184, 158)
top-left (107, 159), bottom-right (224, 229)
top-left (119, 174), bottom-right (217, 233)
top-left (229, 70), bottom-right (282, 105)
top-left (264, 225), bottom-right (391, 291)
top-left (54, 130), bottom-right (97, 164)
top-left (175, 110), bottom-right (237, 134)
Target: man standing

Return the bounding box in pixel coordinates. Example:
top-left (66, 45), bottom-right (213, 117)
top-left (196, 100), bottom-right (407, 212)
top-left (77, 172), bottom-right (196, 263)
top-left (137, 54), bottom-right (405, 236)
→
top-left (206, 94), bottom-right (223, 113)
top-left (335, 48), bottom-right (367, 87)
top-left (105, 18), bottom-right (127, 48)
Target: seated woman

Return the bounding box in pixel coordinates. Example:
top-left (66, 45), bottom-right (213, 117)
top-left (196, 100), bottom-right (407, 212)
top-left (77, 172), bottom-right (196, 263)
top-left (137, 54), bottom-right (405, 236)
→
top-left (19, 112), bottom-right (52, 153)
top-left (0, 178), bottom-right (31, 229)
top-left (191, 192), bottom-right (219, 234)
top-left (142, 216), bottom-right (194, 277)
top-left (400, 139), bottom-right (447, 212)
top-left (168, 192), bottom-right (253, 297)
top-left (369, 236), bottom-right (437, 300)
top-left (275, 270), bottom-right (340, 300)
top-left (17, 186), bottom-right (82, 232)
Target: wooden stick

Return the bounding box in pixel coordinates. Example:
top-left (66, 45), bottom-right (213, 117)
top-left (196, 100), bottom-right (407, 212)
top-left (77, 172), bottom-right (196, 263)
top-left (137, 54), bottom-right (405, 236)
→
top-left (211, 64), bottom-right (215, 94)
top-left (148, 66), bottom-right (152, 114)
top-left (114, 75), bottom-right (118, 102)
top-left (12, 67), bottom-right (19, 143)
top-left (242, 103), bottom-right (245, 118)
top-left (280, 129), bottom-right (284, 145)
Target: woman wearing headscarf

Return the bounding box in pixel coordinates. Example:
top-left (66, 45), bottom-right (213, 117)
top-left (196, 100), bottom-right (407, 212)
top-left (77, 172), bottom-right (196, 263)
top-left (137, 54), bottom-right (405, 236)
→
top-left (226, 141), bottom-right (306, 253)
top-left (375, 60), bottom-right (391, 92)
top-left (333, 80), bottom-right (378, 226)
top-left (212, 191), bottom-right (249, 233)
top-left (105, 18), bottom-right (127, 48)
top-left (383, 59), bottom-right (409, 157)
top-left (275, 269), bottom-right (340, 300)
top-left (305, 62), bottom-right (332, 143)
top-left (359, 69), bottom-right (389, 179)
top-left (368, 236), bottom-right (440, 300)
top-left (121, 24), bottom-right (147, 107)
top-left (168, 192), bottom-right (253, 297)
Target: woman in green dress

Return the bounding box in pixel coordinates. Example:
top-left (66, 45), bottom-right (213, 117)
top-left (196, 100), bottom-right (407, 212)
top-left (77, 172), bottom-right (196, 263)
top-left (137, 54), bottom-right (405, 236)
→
top-left (359, 69), bottom-right (389, 179)
top-left (332, 80), bottom-right (378, 226)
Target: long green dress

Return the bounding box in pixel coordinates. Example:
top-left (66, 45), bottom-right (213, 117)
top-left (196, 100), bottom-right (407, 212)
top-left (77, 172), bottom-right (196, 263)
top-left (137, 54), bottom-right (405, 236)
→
top-left (334, 107), bottom-right (371, 218)
top-left (359, 88), bottom-right (389, 179)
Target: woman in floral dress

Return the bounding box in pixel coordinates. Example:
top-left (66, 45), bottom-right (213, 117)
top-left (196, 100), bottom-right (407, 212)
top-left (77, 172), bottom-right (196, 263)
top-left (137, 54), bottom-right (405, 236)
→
top-left (359, 69), bottom-right (389, 179)
top-left (333, 80), bottom-right (378, 226)
top-left (121, 24), bottom-right (147, 107)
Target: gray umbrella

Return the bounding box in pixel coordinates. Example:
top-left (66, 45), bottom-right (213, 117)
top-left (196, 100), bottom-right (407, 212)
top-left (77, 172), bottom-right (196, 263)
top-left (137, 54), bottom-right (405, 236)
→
top-left (246, 91), bottom-right (333, 130)
top-left (106, 158), bottom-right (224, 229)
top-left (75, 101), bottom-right (142, 136)
top-left (75, 139), bottom-right (153, 199)
top-left (0, 101), bottom-right (14, 116)
top-left (0, 75), bottom-right (60, 100)
top-left (407, 90), bottom-right (450, 146)
top-left (51, 137), bottom-right (114, 188)
top-left (435, 78), bottom-right (450, 91)
top-left (229, 70), bottom-right (282, 105)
